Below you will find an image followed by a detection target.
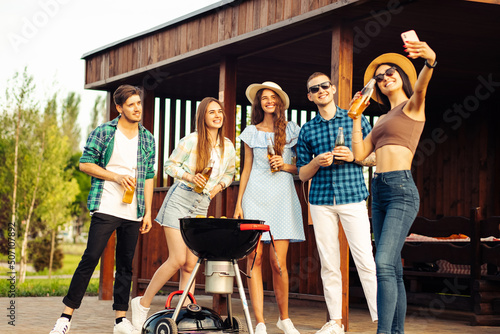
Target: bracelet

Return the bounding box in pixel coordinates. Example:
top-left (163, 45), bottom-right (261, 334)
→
top-left (352, 139), bottom-right (363, 144)
top-left (352, 130), bottom-right (362, 135)
top-left (425, 59), bottom-right (437, 68)
top-left (218, 182), bottom-right (226, 190)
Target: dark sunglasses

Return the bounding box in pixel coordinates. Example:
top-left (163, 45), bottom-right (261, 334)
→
top-left (308, 81), bottom-right (332, 94)
top-left (374, 67), bottom-right (397, 83)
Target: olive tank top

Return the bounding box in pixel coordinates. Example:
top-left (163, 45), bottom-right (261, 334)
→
top-left (370, 101), bottom-right (425, 154)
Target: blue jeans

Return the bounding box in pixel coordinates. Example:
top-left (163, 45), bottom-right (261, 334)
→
top-left (371, 170), bottom-right (419, 334)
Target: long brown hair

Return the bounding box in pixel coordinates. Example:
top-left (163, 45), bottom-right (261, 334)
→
top-left (251, 89), bottom-right (287, 155)
top-left (195, 97), bottom-right (226, 173)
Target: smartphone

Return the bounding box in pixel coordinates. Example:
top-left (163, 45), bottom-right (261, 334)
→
top-left (401, 30), bottom-right (419, 43)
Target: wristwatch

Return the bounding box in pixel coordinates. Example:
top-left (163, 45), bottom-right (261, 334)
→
top-left (425, 59), bottom-right (437, 68)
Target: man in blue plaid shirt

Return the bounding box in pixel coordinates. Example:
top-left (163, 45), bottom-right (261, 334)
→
top-left (50, 85), bottom-right (155, 334)
top-left (296, 73), bottom-right (378, 334)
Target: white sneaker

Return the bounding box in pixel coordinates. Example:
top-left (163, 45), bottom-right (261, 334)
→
top-left (315, 321), bottom-right (344, 334)
top-left (114, 318), bottom-right (140, 334)
top-left (50, 317), bottom-right (71, 334)
top-left (255, 322), bottom-right (267, 334)
top-left (277, 318), bottom-right (300, 334)
top-left (131, 296), bottom-right (150, 329)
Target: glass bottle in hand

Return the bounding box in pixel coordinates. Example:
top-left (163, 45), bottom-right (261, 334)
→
top-left (334, 127), bottom-right (345, 165)
top-left (267, 136), bottom-right (280, 173)
top-left (194, 159), bottom-right (214, 193)
top-left (348, 78), bottom-right (375, 119)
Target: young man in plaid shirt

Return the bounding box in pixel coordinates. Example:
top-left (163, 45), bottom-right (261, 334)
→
top-left (50, 85), bottom-right (156, 334)
top-left (296, 73), bottom-right (378, 334)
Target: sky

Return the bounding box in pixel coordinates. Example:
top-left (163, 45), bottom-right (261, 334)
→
top-left (0, 0), bottom-right (220, 147)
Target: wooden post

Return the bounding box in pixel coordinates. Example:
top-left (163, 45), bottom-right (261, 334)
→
top-left (219, 55), bottom-right (237, 143)
top-left (98, 92), bottom-right (119, 301)
top-left (141, 88), bottom-right (155, 133)
top-left (331, 21), bottom-right (354, 331)
top-left (156, 98), bottom-right (166, 188)
top-left (99, 231), bottom-right (115, 300)
top-left (212, 55), bottom-right (238, 314)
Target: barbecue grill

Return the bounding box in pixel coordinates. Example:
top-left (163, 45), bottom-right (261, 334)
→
top-left (142, 217), bottom-right (269, 334)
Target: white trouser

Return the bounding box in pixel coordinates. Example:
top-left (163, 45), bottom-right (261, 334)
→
top-left (310, 201), bottom-right (378, 322)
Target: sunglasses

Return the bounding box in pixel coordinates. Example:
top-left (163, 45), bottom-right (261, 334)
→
top-left (374, 67), bottom-right (397, 83)
top-left (308, 81), bottom-right (332, 94)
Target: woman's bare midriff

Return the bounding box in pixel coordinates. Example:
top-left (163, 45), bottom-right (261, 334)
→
top-left (374, 145), bottom-right (414, 173)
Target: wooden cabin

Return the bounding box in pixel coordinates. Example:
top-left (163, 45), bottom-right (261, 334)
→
top-left (82, 0), bottom-right (500, 328)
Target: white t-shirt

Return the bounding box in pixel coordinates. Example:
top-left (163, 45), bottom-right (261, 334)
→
top-left (96, 128), bottom-right (141, 221)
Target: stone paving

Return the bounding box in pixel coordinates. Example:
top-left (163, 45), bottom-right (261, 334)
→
top-left (2, 293), bottom-right (499, 334)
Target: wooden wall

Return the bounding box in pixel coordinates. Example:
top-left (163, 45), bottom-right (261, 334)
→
top-left (413, 99), bottom-right (500, 219)
top-left (84, 0), bottom-right (346, 85)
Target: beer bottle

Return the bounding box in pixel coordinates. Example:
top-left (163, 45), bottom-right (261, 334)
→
top-left (334, 127), bottom-right (345, 165)
top-left (348, 78), bottom-right (376, 119)
top-left (194, 159), bottom-right (214, 193)
top-left (122, 167), bottom-right (137, 204)
top-left (267, 136), bottom-right (280, 173)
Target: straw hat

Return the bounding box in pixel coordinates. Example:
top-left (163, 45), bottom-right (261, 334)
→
top-left (245, 81), bottom-right (290, 109)
top-left (364, 53), bottom-right (417, 104)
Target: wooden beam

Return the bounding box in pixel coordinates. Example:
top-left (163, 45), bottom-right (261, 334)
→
top-left (180, 99), bottom-right (187, 139)
top-left (157, 98), bottom-right (166, 188)
top-left (219, 55), bottom-right (237, 143)
top-left (212, 55), bottom-right (238, 314)
top-left (167, 98), bottom-right (177, 187)
top-left (141, 89), bottom-right (155, 135)
top-left (106, 91), bottom-right (119, 121)
top-left (330, 21), bottom-right (353, 331)
top-left (98, 92), bottom-right (119, 301)
top-left (99, 231), bottom-right (115, 300)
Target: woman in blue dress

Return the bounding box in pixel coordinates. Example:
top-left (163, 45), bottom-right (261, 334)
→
top-left (234, 81), bottom-right (305, 334)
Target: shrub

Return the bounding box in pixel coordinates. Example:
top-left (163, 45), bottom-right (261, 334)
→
top-left (28, 234), bottom-right (64, 272)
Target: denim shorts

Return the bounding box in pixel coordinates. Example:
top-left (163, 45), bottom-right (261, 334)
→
top-left (154, 182), bottom-right (211, 229)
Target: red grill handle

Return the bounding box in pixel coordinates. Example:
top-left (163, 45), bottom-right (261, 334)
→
top-left (165, 290), bottom-right (197, 308)
top-left (240, 224), bottom-right (270, 231)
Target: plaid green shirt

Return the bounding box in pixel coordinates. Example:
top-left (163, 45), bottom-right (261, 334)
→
top-left (80, 116), bottom-right (156, 218)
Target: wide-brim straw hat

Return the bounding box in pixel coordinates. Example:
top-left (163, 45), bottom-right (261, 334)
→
top-left (364, 53), bottom-right (417, 104)
top-left (245, 81), bottom-right (290, 110)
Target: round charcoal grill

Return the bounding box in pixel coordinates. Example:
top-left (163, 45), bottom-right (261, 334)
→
top-left (179, 217), bottom-right (267, 260)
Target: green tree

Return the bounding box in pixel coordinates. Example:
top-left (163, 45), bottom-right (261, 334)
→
top-left (88, 94), bottom-right (106, 136)
top-left (36, 97), bottom-right (79, 277)
top-left (1, 70), bottom-right (86, 281)
top-left (0, 68), bottom-right (40, 267)
top-left (67, 152), bottom-right (91, 239)
top-left (61, 92), bottom-right (81, 152)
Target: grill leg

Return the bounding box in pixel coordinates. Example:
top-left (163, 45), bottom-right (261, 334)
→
top-left (226, 293), bottom-right (234, 327)
top-left (232, 259), bottom-right (254, 334)
top-left (171, 257), bottom-right (203, 322)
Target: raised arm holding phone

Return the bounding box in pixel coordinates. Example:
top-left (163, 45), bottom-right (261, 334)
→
top-left (351, 30), bottom-right (436, 334)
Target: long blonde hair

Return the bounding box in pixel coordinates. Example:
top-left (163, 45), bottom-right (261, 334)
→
top-left (195, 97), bottom-right (226, 173)
top-left (251, 89), bottom-right (287, 155)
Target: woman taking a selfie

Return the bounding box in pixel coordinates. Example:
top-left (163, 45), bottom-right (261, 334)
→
top-left (351, 39), bottom-right (436, 333)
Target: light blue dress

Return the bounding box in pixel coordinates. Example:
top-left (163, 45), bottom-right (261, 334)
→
top-left (239, 122), bottom-right (305, 242)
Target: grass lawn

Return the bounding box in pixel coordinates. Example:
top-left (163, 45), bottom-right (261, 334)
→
top-left (0, 243), bottom-right (100, 297)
